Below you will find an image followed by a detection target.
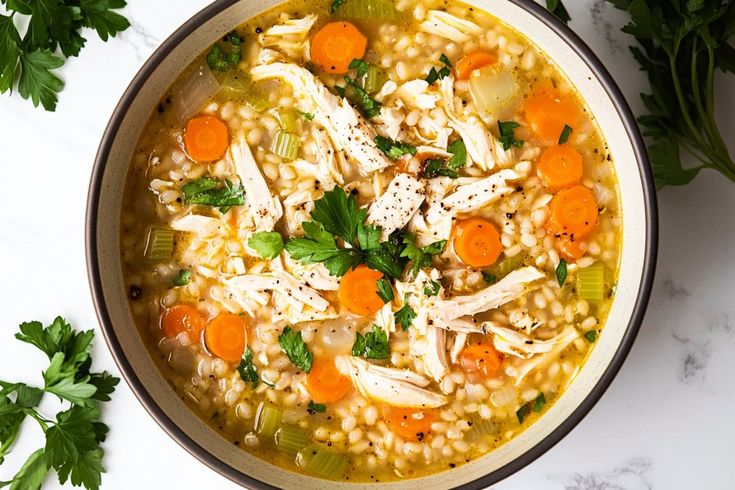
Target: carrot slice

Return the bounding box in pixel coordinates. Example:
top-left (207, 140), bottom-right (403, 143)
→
top-left (557, 237), bottom-right (586, 261)
top-left (338, 265), bottom-right (385, 316)
top-left (548, 185), bottom-right (599, 240)
top-left (385, 407), bottom-right (437, 442)
top-left (453, 218), bottom-right (503, 268)
top-left (536, 144), bottom-right (584, 190)
top-left (184, 115), bottom-right (230, 162)
top-left (305, 357), bottom-right (353, 404)
top-left (310, 21), bottom-right (367, 74)
top-left (160, 304), bottom-right (206, 339)
top-left (458, 341), bottom-right (503, 380)
top-left (524, 83), bottom-right (580, 143)
top-left (204, 313), bottom-right (248, 362)
top-left (455, 50), bottom-right (496, 80)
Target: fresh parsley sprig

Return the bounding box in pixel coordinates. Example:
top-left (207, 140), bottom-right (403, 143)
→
top-left (0, 317), bottom-right (119, 490)
top-left (351, 325), bottom-right (389, 359)
top-left (425, 53), bottom-right (453, 84)
top-left (498, 121), bottom-right (524, 151)
top-left (421, 139), bottom-right (468, 178)
top-left (546, 0), bottom-right (572, 25)
top-left (0, 0), bottom-right (130, 111)
top-left (278, 327), bottom-right (313, 373)
top-left (182, 177), bottom-right (246, 213)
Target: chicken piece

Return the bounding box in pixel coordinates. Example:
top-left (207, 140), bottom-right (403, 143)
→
top-left (282, 254), bottom-right (339, 291)
top-left (374, 106), bottom-right (404, 140)
top-left (410, 326), bottom-right (449, 385)
top-left (311, 126), bottom-right (343, 188)
top-left (396, 79), bottom-right (441, 110)
top-left (229, 135), bottom-right (283, 231)
top-left (170, 214), bottom-right (221, 236)
top-left (367, 173), bottom-right (426, 240)
top-left (508, 311), bottom-right (543, 335)
top-left (375, 302), bottom-right (396, 336)
top-left (511, 326), bottom-right (579, 385)
top-left (429, 267), bottom-right (546, 322)
top-left (450, 332), bottom-right (467, 364)
top-left (419, 10), bottom-right (483, 42)
top-left (251, 62), bottom-right (392, 174)
top-left (440, 76), bottom-right (511, 171)
top-left (336, 356), bottom-right (447, 408)
top-left (485, 324), bottom-right (555, 359)
top-left (258, 15), bottom-right (317, 59)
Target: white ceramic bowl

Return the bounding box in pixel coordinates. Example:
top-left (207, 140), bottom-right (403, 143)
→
top-left (86, 1), bottom-right (658, 488)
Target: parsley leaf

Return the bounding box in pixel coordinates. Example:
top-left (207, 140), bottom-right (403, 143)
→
top-left (482, 271), bottom-right (497, 284)
top-left (285, 221), bottom-right (363, 276)
top-left (400, 233), bottom-right (446, 277)
top-left (376, 277), bottom-right (394, 302)
top-left (498, 121), bottom-right (524, 150)
top-left (585, 330), bottom-right (598, 343)
top-left (206, 31), bottom-right (242, 71)
top-left (425, 53), bottom-right (453, 84)
top-left (446, 138), bottom-right (467, 170)
top-left (182, 177), bottom-right (246, 213)
top-left (352, 325), bottom-right (390, 359)
top-left (357, 222), bottom-right (381, 251)
top-left (422, 139), bottom-right (467, 178)
top-left (533, 393), bottom-right (547, 412)
top-left (545, 0), bottom-right (571, 24)
top-left (375, 135), bottom-right (417, 159)
top-left (329, 0), bottom-right (346, 14)
top-left (424, 280), bottom-right (441, 296)
top-left (248, 231), bottom-right (285, 259)
top-left (172, 269), bottom-right (191, 286)
top-left (365, 241), bottom-right (405, 279)
top-left (341, 76), bottom-right (382, 118)
top-left (298, 110), bottom-right (314, 121)
top-left (18, 49), bottom-right (65, 111)
top-left (516, 403), bottom-right (531, 424)
top-left (236, 347), bottom-right (258, 388)
top-left (278, 327), bottom-right (313, 373)
top-left (311, 188), bottom-right (365, 247)
top-left (5, 448), bottom-right (49, 489)
top-left (79, 0), bottom-right (132, 42)
top-left (556, 259), bottom-right (568, 286)
top-left (395, 295), bottom-right (417, 331)
top-left (307, 401), bottom-right (326, 413)
top-left (349, 58), bottom-right (370, 78)
top-left (558, 124), bottom-right (573, 144)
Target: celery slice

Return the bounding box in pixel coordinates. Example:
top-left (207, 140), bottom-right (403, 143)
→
top-left (576, 262), bottom-right (605, 303)
top-left (144, 228), bottom-right (175, 261)
top-left (275, 425), bottom-right (310, 455)
top-left (484, 254), bottom-right (525, 282)
top-left (218, 72), bottom-right (269, 111)
top-left (363, 66), bottom-right (387, 94)
top-left (337, 0), bottom-right (397, 19)
top-left (296, 444), bottom-right (348, 480)
top-left (279, 109), bottom-right (300, 133)
top-left (271, 131), bottom-right (300, 160)
top-left (254, 402), bottom-right (282, 439)
top-left (466, 418), bottom-right (495, 442)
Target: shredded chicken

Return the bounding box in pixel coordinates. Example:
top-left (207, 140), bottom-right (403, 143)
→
top-left (396, 79), bottom-right (441, 110)
top-left (170, 215), bottom-right (221, 236)
top-left (374, 106), bottom-right (404, 140)
top-left (419, 10), bottom-right (483, 42)
top-left (229, 135), bottom-right (283, 231)
top-left (251, 62), bottom-right (392, 174)
top-left (508, 311), bottom-right (543, 335)
top-left (258, 14), bottom-right (317, 59)
top-left (367, 173), bottom-right (426, 240)
top-left (336, 356), bottom-right (447, 408)
top-left (429, 267), bottom-right (546, 322)
top-left (410, 326), bottom-right (449, 385)
top-left (511, 326), bottom-right (579, 385)
top-left (485, 324), bottom-right (555, 359)
top-left (450, 332), bottom-right (468, 364)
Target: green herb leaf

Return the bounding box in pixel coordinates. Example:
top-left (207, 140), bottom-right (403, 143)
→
top-left (79, 0), bottom-right (132, 42)
top-left (482, 271), bottom-right (497, 284)
top-left (422, 139), bottom-right (466, 178)
top-left (584, 330), bottom-right (598, 343)
top-left (545, 0), bottom-right (571, 24)
top-left (307, 401), bottom-right (326, 413)
top-left (285, 221), bottom-right (363, 276)
top-left (516, 403), bottom-right (531, 424)
top-left (558, 124), bottom-right (573, 144)
top-left (311, 188), bottom-right (365, 247)
top-left (533, 393), bottom-right (547, 412)
top-left (172, 270), bottom-right (191, 287)
top-left (236, 347), bottom-right (258, 389)
top-left (400, 233), bottom-right (445, 277)
top-left (446, 139), bottom-right (467, 170)
top-left (365, 242), bottom-right (405, 279)
top-left (424, 280), bottom-right (441, 297)
top-left (352, 325), bottom-right (389, 359)
top-left (298, 110), bottom-right (314, 121)
top-left (329, 0), bottom-right (346, 14)
top-left (341, 76), bottom-right (382, 118)
top-left (556, 259), bottom-right (568, 287)
top-left (376, 277), bottom-right (394, 303)
top-left (375, 136), bottom-right (417, 159)
top-left (395, 295), bottom-right (417, 332)
top-left (498, 121), bottom-right (524, 150)
top-left (249, 232), bottom-right (285, 259)
top-left (278, 327), bottom-right (313, 373)
top-left (349, 58), bottom-right (370, 78)
top-left (206, 31), bottom-right (242, 71)
top-left (425, 53), bottom-right (452, 84)
top-left (17, 49), bottom-right (64, 111)
top-left (5, 448), bottom-right (49, 490)
top-left (182, 178), bottom-right (246, 213)
top-left (357, 222), bottom-right (381, 251)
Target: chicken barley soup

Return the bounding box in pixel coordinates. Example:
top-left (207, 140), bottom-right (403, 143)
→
top-left (121, 0), bottom-right (621, 482)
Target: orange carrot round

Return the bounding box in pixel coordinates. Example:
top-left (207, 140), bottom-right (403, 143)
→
top-left (305, 357), bottom-right (353, 404)
top-left (557, 237), bottom-right (586, 261)
top-left (184, 115), bottom-right (230, 162)
top-left (204, 313), bottom-right (248, 362)
top-left (338, 265), bottom-right (385, 316)
top-left (453, 218), bottom-right (503, 268)
top-left (548, 185), bottom-right (599, 240)
top-left (160, 304), bottom-right (206, 339)
top-left (455, 50), bottom-right (496, 80)
top-left (458, 341), bottom-right (503, 380)
top-left (385, 407), bottom-right (437, 442)
top-left (536, 144), bottom-right (584, 190)
top-left (310, 21), bottom-right (367, 74)
top-left (524, 84), bottom-right (579, 143)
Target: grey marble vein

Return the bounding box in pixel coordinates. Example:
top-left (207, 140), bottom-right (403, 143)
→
top-left (118, 19), bottom-right (161, 62)
top-left (660, 278), bottom-right (690, 300)
top-left (672, 333), bottom-right (711, 384)
top-left (555, 457), bottom-right (653, 490)
top-left (589, 0), bottom-right (625, 54)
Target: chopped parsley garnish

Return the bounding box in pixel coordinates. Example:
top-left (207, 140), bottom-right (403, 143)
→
top-left (172, 269), bottom-right (191, 286)
top-left (298, 110), bottom-right (314, 121)
top-left (533, 393), bottom-right (546, 412)
top-left (376, 277), bottom-right (394, 302)
top-left (556, 259), bottom-right (568, 287)
top-left (307, 401), bottom-right (326, 413)
top-left (585, 330), bottom-right (598, 343)
top-left (395, 294), bottom-right (417, 332)
top-left (516, 403), bottom-right (531, 424)
top-left (422, 139), bottom-right (467, 178)
top-left (558, 124), bottom-right (573, 144)
top-left (236, 347), bottom-right (258, 388)
top-left (425, 53), bottom-right (453, 84)
top-left (400, 233), bottom-right (446, 277)
top-left (338, 76), bottom-right (382, 118)
top-left (349, 58), bottom-right (370, 78)
top-left (248, 231), bottom-right (285, 259)
top-left (278, 327), bottom-right (313, 373)
top-left (352, 325), bottom-right (390, 359)
top-left (329, 0), bottom-right (346, 14)
top-left (482, 271), bottom-right (497, 284)
top-left (375, 136), bottom-right (417, 159)
top-left (498, 121), bottom-right (524, 150)
top-left (0, 317), bottom-right (119, 489)
top-left (182, 177), bottom-right (246, 213)
top-left (207, 31), bottom-right (243, 71)
top-left (424, 280), bottom-right (441, 297)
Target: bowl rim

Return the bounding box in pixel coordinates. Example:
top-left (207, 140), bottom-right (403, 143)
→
top-left (85, 0), bottom-right (658, 488)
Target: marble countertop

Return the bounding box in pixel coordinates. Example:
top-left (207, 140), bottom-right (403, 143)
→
top-left (1, 1), bottom-right (733, 488)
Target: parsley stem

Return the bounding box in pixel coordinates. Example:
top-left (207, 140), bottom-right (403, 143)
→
top-left (23, 408), bottom-right (50, 432)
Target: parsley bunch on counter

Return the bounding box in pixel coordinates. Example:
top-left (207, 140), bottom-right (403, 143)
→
top-left (0, 0), bottom-right (130, 111)
top-left (0, 317), bottom-right (119, 490)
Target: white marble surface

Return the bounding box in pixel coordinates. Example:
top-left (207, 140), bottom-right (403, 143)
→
top-left (0, 1), bottom-right (733, 489)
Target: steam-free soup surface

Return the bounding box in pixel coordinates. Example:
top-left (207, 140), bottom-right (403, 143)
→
top-left (121, 0), bottom-right (621, 483)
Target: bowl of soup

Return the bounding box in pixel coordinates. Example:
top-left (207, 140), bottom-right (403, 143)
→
top-left (86, 0), bottom-right (657, 487)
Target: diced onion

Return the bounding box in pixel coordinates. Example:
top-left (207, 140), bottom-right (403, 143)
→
top-left (174, 64), bottom-right (220, 123)
top-left (469, 66), bottom-right (519, 114)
